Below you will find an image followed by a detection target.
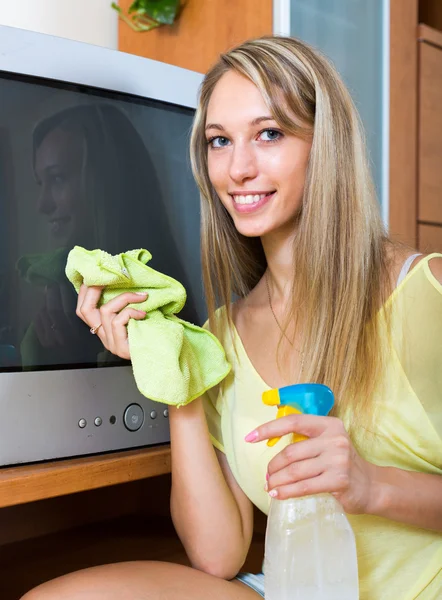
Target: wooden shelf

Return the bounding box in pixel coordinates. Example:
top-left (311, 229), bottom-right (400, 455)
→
top-left (0, 445), bottom-right (171, 509)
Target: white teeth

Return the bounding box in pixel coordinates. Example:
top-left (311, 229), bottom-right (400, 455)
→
top-left (233, 193), bottom-right (270, 205)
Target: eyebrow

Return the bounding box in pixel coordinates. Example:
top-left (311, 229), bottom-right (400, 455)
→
top-left (205, 115), bottom-right (276, 132)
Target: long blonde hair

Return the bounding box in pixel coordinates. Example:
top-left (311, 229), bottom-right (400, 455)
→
top-left (190, 36), bottom-right (391, 427)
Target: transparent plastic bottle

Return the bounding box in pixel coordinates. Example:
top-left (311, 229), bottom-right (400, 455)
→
top-left (262, 383), bottom-right (359, 600)
top-left (264, 493), bottom-right (359, 600)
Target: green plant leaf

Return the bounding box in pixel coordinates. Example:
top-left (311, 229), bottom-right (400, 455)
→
top-left (128, 0), bottom-right (180, 25)
top-left (111, 3), bottom-right (160, 32)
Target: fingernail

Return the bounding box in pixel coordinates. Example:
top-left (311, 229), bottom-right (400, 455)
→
top-left (135, 292), bottom-right (148, 296)
top-left (266, 472), bottom-right (269, 481)
top-left (244, 430), bottom-right (258, 442)
top-left (269, 489), bottom-right (278, 498)
top-left (264, 482), bottom-right (268, 492)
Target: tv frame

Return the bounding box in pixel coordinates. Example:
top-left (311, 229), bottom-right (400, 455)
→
top-left (0, 24), bottom-right (203, 466)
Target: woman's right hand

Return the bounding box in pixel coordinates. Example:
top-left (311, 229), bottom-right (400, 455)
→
top-left (76, 285), bottom-right (147, 360)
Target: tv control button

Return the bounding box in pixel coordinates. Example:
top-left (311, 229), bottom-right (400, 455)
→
top-left (78, 418), bottom-right (87, 428)
top-left (94, 417), bottom-right (102, 427)
top-left (150, 410), bottom-right (157, 419)
top-left (163, 409), bottom-right (169, 418)
top-left (124, 404), bottom-right (144, 432)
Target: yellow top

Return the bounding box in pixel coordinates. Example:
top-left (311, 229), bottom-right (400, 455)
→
top-left (202, 253), bottom-right (442, 600)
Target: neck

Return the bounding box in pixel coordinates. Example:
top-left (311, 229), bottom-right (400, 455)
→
top-left (261, 226), bottom-right (296, 302)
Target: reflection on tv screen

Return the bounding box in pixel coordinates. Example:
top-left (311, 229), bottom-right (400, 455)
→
top-left (0, 75), bottom-right (203, 372)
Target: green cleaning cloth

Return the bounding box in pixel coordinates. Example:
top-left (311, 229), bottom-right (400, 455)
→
top-left (17, 247), bottom-right (69, 286)
top-left (65, 246), bottom-right (231, 407)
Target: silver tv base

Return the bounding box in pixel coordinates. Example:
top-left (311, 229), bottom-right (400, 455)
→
top-left (0, 366), bottom-right (170, 466)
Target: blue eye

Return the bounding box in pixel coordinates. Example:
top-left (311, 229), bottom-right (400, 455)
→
top-left (259, 129), bottom-right (282, 142)
top-left (208, 136), bottom-right (230, 149)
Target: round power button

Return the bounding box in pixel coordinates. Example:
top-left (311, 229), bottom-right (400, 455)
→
top-left (123, 404), bottom-right (144, 432)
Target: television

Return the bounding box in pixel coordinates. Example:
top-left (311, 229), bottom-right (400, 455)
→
top-left (0, 25), bottom-right (204, 465)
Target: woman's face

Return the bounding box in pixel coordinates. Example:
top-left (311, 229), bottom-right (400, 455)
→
top-left (205, 70), bottom-right (312, 239)
top-left (34, 127), bottom-right (91, 248)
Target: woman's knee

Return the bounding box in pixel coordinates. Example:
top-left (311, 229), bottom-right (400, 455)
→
top-left (19, 561), bottom-right (166, 600)
top-left (18, 560), bottom-right (237, 600)
top-left (18, 561), bottom-right (259, 600)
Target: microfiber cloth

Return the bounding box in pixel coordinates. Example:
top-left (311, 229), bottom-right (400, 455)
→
top-left (16, 247), bottom-right (69, 286)
top-left (65, 246), bottom-right (231, 407)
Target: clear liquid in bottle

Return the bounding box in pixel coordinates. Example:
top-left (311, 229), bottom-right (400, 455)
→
top-left (264, 493), bottom-right (359, 600)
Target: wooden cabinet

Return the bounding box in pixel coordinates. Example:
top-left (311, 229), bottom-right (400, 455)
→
top-left (419, 223), bottom-right (442, 252)
top-left (390, 3), bottom-right (442, 252)
top-left (118, 0), bottom-right (273, 74)
top-left (418, 27), bottom-right (442, 251)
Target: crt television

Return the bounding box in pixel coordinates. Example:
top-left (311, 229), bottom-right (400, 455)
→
top-left (0, 25), bottom-right (204, 466)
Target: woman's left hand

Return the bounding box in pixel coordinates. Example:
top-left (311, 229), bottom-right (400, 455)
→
top-left (246, 414), bottom-right (377, 515)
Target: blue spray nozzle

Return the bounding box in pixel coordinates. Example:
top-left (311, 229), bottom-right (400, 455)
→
top-left (262, 383), bottom-right (335, 446)
top-left (278, 383), bottom-right (334, 416)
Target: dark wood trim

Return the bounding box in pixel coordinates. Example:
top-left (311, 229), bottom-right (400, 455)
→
top-left (418, 23), bottom-right (442, 49)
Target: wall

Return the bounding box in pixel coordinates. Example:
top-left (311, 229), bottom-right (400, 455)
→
top-left (0, 0), bottom-right (118, 48)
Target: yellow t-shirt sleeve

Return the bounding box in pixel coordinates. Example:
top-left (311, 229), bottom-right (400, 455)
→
top-left (201, 316), bottom-right (225, 453)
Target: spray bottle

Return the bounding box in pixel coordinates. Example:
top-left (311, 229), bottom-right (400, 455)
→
top-left (262, 383), bottom-right (359, 600)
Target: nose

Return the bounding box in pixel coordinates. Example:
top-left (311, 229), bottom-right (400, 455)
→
top-left (228, 142), bottom-right (258, 183)
top-left (37, 185), bottom-right (56, 216)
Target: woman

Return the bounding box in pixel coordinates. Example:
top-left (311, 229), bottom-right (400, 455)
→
top-left (22, 36), bottom-right (442, 599)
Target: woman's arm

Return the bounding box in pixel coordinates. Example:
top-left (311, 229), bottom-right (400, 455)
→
top-left (368, 466), bottom-right (442, 531)
top-left (75, 285), bottom-right (254, 580)
top-left (367, 252), bottom-right (442, 530)
top-left (250, 414), bottom-right (442, 533)
top-left (170, 398), bottom-right (254, 579)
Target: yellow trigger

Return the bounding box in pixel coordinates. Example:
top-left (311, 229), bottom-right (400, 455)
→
top-left (267, 406), bottom-right (308, 447)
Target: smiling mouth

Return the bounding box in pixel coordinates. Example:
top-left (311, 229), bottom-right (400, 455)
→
top-left (49, 216), bottom-right (71, 233)
top-left (231, 191), bottom-right (275, 205)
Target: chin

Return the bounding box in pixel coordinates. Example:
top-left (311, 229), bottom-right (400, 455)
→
top-left (234, 222), bottom-right (272, 238)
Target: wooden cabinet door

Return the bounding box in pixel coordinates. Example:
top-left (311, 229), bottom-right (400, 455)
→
top-left (418, 223), bottom-right (442, 253)
top-left (418, 41), bottom-right (442, 224)
top-left (118, 0), bottom-right (273, 74)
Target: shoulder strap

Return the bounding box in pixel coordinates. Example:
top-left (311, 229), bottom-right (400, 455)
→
top-left (396, 253), bottom-right (423, 288)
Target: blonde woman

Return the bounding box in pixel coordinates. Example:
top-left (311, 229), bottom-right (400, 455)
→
top-left (23, 36), bottom-right (442, 600)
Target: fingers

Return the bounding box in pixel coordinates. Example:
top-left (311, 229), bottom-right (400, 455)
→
top-left (268, 456), bottom-right (324, 492)
top-left (76, 286), bottom-right (147, 359)
top-left (59, 281), bottom-right (80, 326)
top-left (269, 471), bottom-right (347, 501)
top-left (45, 285), bottom-right (71, 344)
top-left (76, 285), bottom-right (103, 327)
top-left (257, 416), bottom-right (354, 503)
top-left (267, 437), bottom-right (322, 475)
top-left (99, 292), bottom-right (147, 353)
top-left (246, 413), bottom-right (345, 444)
top-left (34, 286), bottom-right (66, 347)
top-left (110, 308), bottom-right (146, 359)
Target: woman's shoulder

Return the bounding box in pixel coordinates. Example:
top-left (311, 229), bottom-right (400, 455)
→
top-left (421, 253), bottom-right (442, 284)
top-left (387, 244), bottom-right (442, 290)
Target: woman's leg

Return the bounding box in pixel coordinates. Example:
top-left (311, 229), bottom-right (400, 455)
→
top-left (20, 561), bottom-right (263, 600)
